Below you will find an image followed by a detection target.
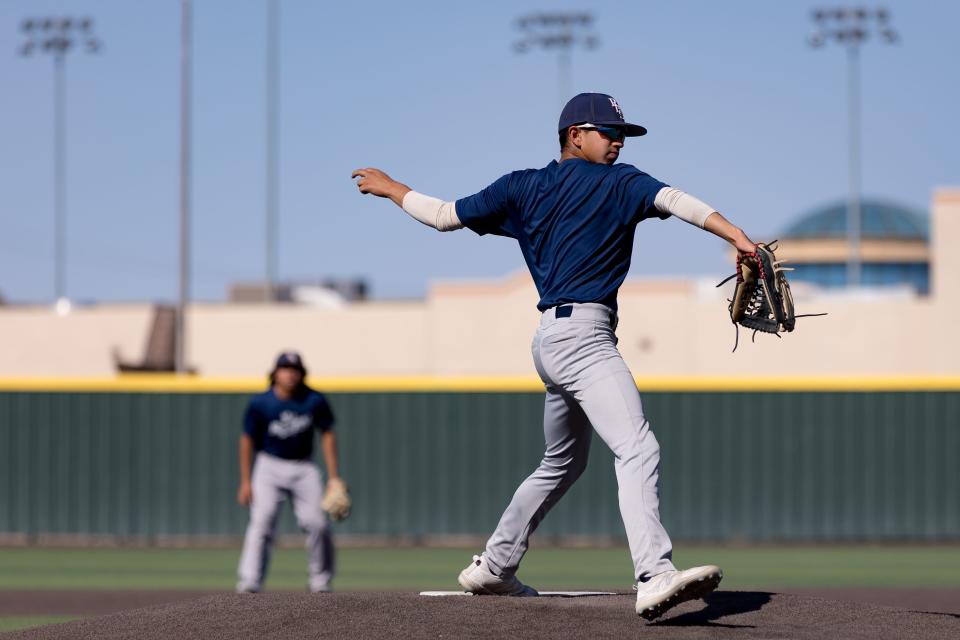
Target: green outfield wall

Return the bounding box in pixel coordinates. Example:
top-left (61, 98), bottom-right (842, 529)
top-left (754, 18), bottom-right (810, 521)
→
top-left (0, 379), bottom-right (958, 543)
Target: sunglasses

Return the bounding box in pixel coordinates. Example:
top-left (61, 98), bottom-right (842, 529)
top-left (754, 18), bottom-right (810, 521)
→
top-left (577, 124), bottom-right (626, 141)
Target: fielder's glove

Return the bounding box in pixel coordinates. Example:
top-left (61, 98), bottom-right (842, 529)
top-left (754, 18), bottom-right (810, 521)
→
top-left (321, 477), bottom-right (352, 522)
top-left (718, 241), bottom-right (825, 351)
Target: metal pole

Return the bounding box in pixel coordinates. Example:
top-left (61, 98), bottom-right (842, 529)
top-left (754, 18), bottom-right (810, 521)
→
top-left (19, 17), bottom-right (101, 312)
top-left (53, 53), bottom-right (67, 306)
top-left (176, 0), bottom-right (192, 373)
top-left (265, 0), bottom-right (279, 301)
top-left (808, 8), bottom-right (898, 289)
top-left (847, 44), bottom-right (861, 288)
top-left (513, 13), bottom-right (598, 112)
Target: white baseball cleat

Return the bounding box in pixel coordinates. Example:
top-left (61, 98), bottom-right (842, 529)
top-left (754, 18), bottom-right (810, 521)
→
top-left (635, 565), bottom-right (722, 621)
top-left (457, 554), bottom-right (539, 596)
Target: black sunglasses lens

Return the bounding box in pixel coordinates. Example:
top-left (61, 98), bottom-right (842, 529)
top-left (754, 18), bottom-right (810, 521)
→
top-left (579, 125), bottom-right (625, 140)
top-left (597, 126), bottom-right (625, 140)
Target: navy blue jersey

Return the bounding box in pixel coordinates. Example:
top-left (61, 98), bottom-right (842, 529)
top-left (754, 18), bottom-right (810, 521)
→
top-left (455, 159), bottom-right (669, 311)
top-left (243, 386), bottom-right (335, 461)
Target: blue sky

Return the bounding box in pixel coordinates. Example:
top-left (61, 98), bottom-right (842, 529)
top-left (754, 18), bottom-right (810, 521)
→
top-left (1, 0), bottom-right (957, 303)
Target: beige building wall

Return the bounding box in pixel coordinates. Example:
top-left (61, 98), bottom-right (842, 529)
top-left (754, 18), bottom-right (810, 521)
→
top-left (929, 188), bottom-right (960, 373)
top-left (0, 305), bottom-right (153, 376)
top-left (1, 190), bottom-right (958, 379)
top-left (189, 301), bottom-right (429, 376)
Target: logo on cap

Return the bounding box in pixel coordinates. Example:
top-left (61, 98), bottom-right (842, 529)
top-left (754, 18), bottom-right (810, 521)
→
top-left (608, 97), bottom-right (624, 119)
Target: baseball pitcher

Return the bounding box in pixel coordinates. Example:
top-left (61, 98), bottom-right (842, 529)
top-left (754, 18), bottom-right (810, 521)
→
top-left (353, 93), bottom-right (757, 620)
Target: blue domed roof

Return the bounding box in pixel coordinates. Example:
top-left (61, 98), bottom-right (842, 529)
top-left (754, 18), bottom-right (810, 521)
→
top-left (783, 199), bottom-right (928, 241)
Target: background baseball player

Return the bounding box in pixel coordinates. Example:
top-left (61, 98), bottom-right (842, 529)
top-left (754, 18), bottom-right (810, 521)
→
top-left (353, 93), bottom-right (759, 620)
top-left (236, 351), bottom-right (346, 593)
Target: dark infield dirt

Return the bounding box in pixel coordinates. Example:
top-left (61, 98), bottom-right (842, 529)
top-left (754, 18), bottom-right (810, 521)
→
top-left (3, 590), bottom-right (959, 640)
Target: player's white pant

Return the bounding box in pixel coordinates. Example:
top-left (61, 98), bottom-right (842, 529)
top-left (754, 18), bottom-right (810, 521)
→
top-left (484, 303), bottom-right (676, 582)
top-left (237, 453), bottom-right (334, 592)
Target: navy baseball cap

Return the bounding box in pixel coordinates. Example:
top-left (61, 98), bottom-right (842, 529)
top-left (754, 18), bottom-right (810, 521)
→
top-left (273, 351), bottom-right (305, 371)
top-left (558, 93), bottom-right (647, 137)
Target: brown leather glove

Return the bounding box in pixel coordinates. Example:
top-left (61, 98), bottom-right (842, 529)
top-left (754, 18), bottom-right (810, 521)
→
top-left (321, 477), bottom-right (352, 522)
top-left (719, 241), bottom-right (823, 351)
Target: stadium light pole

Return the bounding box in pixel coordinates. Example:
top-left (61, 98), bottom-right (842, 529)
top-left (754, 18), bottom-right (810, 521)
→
top-left (176, 0), bottom-right (193, 374)
top-left (265, 0), bottom-right (279, 301)
top-left (808, 7), bottom-right (898, 289)
top-left (18, 17), bottom-right (101, 314)
top-left (513, 12), bottom-right (599, 109)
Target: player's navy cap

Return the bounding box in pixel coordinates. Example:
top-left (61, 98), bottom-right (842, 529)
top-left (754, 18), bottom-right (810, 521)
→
top-left (558, 93), bottom-right (647, 136)
top-left (273, 351), bottom-right (305, 372)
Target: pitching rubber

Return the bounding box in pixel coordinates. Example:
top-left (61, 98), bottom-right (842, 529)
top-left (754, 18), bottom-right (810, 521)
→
top-left (420, 591), bottom-right (618, 597)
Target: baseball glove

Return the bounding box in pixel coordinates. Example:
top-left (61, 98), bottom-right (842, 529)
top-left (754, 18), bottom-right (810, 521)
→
top-left (718, 240), bottom-right (824, 351)
top-left (321, 477), bottom-right (352, 522)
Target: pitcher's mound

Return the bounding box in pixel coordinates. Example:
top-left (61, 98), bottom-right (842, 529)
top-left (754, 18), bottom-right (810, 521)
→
top-left (6, 590), bottom-right (959, 639)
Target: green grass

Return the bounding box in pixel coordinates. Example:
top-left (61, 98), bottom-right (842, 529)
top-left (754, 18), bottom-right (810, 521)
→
top-left (0, 616), bottom-right (78, 632)
top-left (1, 546), bottom-right (958, 592)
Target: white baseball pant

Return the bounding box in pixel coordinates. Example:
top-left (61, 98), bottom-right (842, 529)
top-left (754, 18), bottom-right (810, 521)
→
top-left (484, 303), bottom-right (676, 581)
top-left (237, 452), bottom-right (334, 592)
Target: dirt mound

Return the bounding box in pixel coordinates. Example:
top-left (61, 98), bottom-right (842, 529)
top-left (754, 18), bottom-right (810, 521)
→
top-left (5, 591), bottom-right (959, 639)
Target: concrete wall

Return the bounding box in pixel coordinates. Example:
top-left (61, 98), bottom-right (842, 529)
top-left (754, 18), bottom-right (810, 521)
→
top-left (190, 301), bottom-right (429, 376)
top-left (931, 188), bottom-right (960, 306)
top-left (2, 190), bottom-right (958, 378)
top-left (0, 305), bottom-right (153, 376)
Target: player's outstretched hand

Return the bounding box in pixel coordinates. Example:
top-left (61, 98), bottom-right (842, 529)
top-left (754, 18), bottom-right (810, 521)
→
top-left (352, 168), bottom-right (411, 206)
top-left (734, 235), bottom-right (758, 256)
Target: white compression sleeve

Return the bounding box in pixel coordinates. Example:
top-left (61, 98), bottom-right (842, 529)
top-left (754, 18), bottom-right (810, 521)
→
top-left (654, 186), bottom-right (717, 228)
top-left (401, 191), bottom-right (464, 232)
